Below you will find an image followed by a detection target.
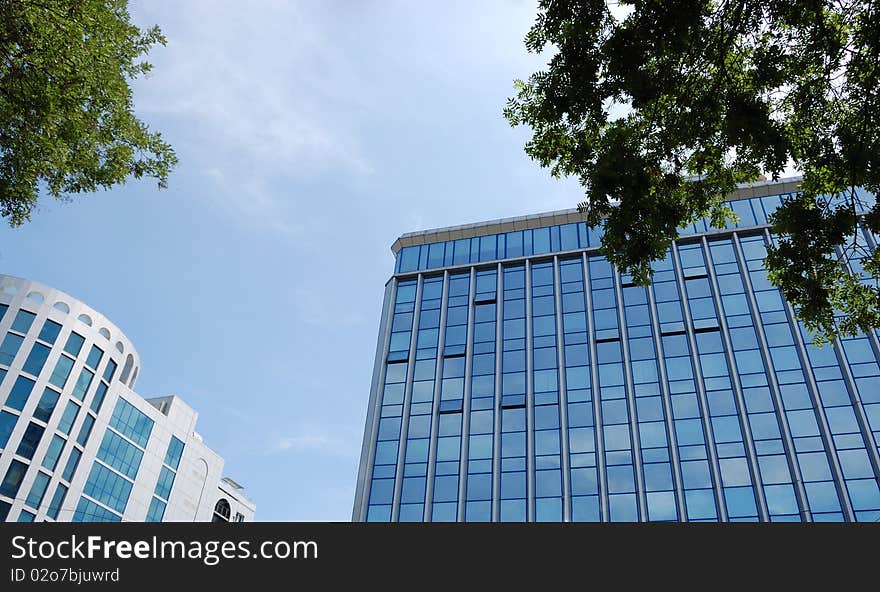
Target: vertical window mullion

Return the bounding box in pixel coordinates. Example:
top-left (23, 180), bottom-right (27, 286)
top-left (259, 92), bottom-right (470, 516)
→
top-left (424, 272), bottom-right (450, 520)
top-left (553, 256), bottom-right (573, 521)
top-left (740, 230), bottom-right (851, 520)
top-left (614, 266), bottom-right (648, 521)
top-left (671, 241), bottom-right (728, 521)
top-left (525, 259), bottom-right (535, 521)
top-left (645, 263), bottom-right (688, 520)
top-left (702, 235), bottom-right (770, 521)
top-left (491, 264), bottom-right (503, 522)
top-left (830, 241), bottom-right (880, 487)
top-left (390, 275), bottom-right (424, 522)
top-left (583, 252), bottom-right (609, 521)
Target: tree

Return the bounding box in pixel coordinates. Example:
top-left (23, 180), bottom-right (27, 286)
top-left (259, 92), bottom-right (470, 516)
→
top-left (504, 0), bottom-right (880, 345)
top-left (0, 0), bottom-right (177, 226)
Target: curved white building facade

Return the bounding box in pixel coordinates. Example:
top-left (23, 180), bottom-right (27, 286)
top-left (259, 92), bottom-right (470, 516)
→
top-left (0, 275), bottom-right (254, 522)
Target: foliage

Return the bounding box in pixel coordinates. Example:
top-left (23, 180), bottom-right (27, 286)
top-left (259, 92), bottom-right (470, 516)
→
top-left (0, 0), bottom-right (177, 226)
top-left (505, 0), bottom-right (880, 344)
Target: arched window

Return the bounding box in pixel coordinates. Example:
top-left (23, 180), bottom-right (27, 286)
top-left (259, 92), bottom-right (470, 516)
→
top-left (78, 314), bottom-right (93, 326)
top-left (26, 291), bottom-right (44, 303)
top-left (120, 353), bottom-right (134, 384)
top-left (213, 499), bottom-right (231, 522)
top-left (53, 301), bottom-right (70, 313)
top-left (99, 327), bottom-right (111, 339)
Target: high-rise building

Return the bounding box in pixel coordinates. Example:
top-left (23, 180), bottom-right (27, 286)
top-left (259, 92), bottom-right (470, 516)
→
top-left (353, 177), bottom-right (880, 522)
top-left (0, 275), bottom-right (255, 522)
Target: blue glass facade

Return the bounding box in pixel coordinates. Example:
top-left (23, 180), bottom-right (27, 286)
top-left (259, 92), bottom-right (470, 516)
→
top-left (1, 274), bottom-right (253, 523)
top-left (355, 183), bottom-right (880, 522)
top-left (72, 397), bottom-right (154, 522)
top-left (0, 295), bottom-right (121, 523)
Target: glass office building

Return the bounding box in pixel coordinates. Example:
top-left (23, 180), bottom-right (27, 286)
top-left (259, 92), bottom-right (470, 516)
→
top-left (0, 275), bottom-right (254, 522)
top-left (353, 177), bottom-right (880, 522)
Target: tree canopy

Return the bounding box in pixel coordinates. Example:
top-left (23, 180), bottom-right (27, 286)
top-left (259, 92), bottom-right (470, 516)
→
top-left (504, 0), bottom-right (880, 344)
top-left (0, 0), bottom-right (176, 226)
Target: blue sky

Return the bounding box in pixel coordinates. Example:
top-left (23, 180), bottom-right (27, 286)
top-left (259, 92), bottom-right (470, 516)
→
top-left (2, 0), bottom-right (584, 520)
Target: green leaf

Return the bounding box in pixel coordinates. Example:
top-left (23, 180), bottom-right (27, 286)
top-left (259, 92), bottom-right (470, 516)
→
top-left (0, 0), bottom-right (177, 226)
top-left (506, 0), bottom-right (880, 342)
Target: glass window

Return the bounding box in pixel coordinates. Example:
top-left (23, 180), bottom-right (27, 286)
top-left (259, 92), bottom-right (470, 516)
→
top-left (758, 455), bottom-right (792, 485)
top-left (11, 310), bottom-right (36, 333)
top-left (735, 349), bottom-right (765, 374)
top-left (369, 479), bottom-right (394, 505)
top-left (76, 414), bottom-right (95, 446)
top-left (644, 462), bottom-right (674, 491)
top-left (0, 410), bottom-right (18, 448)
top-left (675, 419), bottom-right (705, 446)
top-left (374, 441), bottom-right (398, 465)
top-left (685, 489), bottom-right (717, 519)
top-left (47, 483), bottom-right (68, 520)
top-left (749, 412), bottom-right (781, 439)
top-left (62, 448), bottom-right (82, 482)
top-left (5, 375), bottom-right (35, 410)
top-left (164, 436), bottom-right (185, 470)
top-left (805, 481), bottom-right (841, 513)
top-left (725, 486), bottom-right (758, 517)
top-left (825, 406), bottom-right (859, 434)
top-left (97, 429), bottom-right (144, 480)
top-left (72, 496), bottom-right (121, 523)
top-left (154, 466), bottom-right (175, 500)
top-left (102, 359), bottom-right (117, 383)
top-left (839, 449), bottom-right (874, 479)
top-left (848, 479), bottom-right (880, 511)
top-left (719, 458), bottom-right (751, 486)
top-left (33, 387), bottom-right (60, 422)
top-left (146, 497), bottom-right (166, 522)
top-left (788, 410), bottom-right (820, 438)
top-left (712, 416), bottom-right (743, 443)
top-left (90, 382), bottom-right (108, 414)
top-left (16, 421), bottom-right (45, 460)
top-left (609, 493), bottom-right (639, 520)
top-left (647, 491), bottom-right (678, 521)
top-left (108, 398), bottom-right (154, 448)
top-left (42, 434), bottom-right (66, 471)
top-left (0, 459), bottom-right (28, 498)
top-left (0, 332), bottom-right (24, 365)
top-left (119, 355), bottom-right (134, 384)
top-left (86, 344), bottom-right (103, 369)
top-left (48, 354), bottom-right (75, 388)
top-left (64, 332), bottom-right (86, 357)
top-left (38, 320), bottom-right (63, 344)
top-left (799, 452), bottom-right (833, 481)
top-left (398, 245), bottom-right (420, 272)
top-left (681, 460), bottom-right (713, 488)
top-left (764, 484), bottom-right (799, 516)
top-left (25, 471), bottom-right (50, 509)
top-left (83, 462), bottom-right (133, 514)
top-left (22, 343), bottom-right (51, 376)
top-left (17, 510), bottom-right (35, 522)
top-left (71, 368), bottom-right (94, 401)
top-left (57, 401), bottom-right (81, 435)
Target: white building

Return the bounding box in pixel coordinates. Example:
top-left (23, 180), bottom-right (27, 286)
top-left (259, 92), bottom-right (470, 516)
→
top-left (0, 275), bottom-right (255, 522)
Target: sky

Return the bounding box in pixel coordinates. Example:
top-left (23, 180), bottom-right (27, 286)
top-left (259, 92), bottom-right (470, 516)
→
top-left (1, 0), bottom-right (586, 520)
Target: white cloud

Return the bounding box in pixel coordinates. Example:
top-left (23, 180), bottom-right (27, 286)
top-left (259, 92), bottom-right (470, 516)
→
top-left (269, 433), bottom-right (350, 455)
top-left (130, 0), bottom-right (372, 232)
top-left (124, 0), bottom-right (585, 238)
